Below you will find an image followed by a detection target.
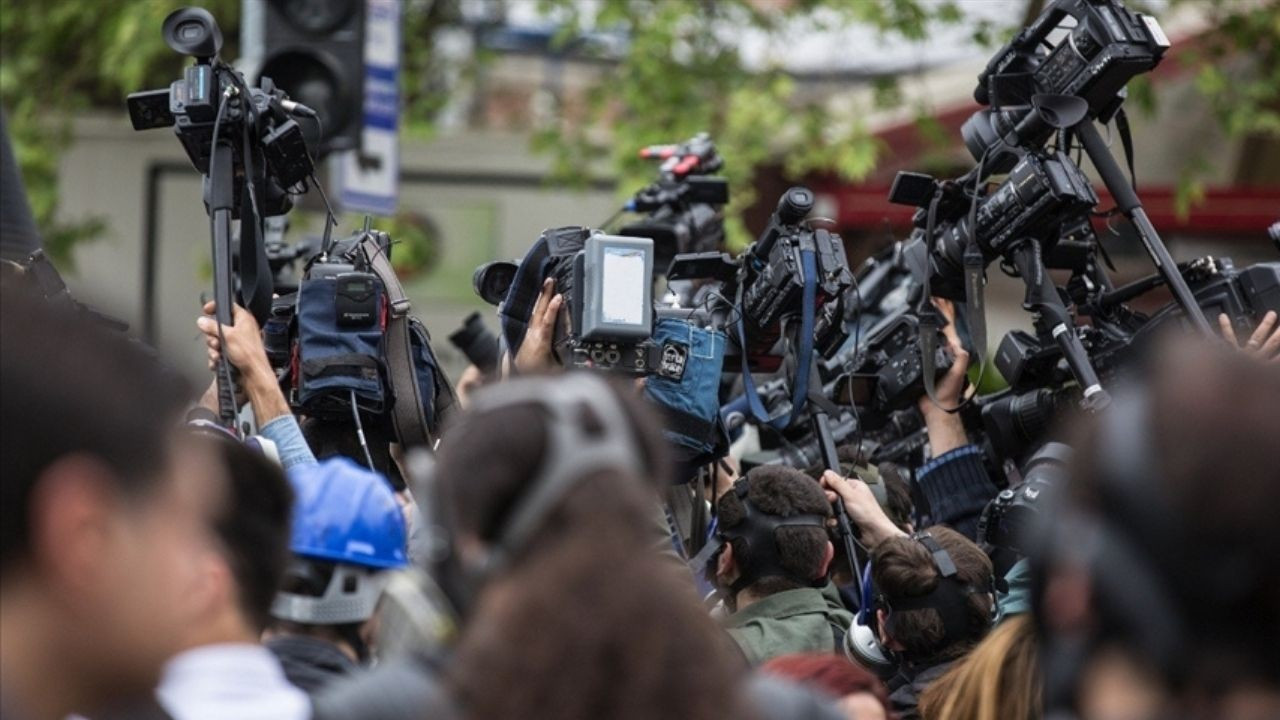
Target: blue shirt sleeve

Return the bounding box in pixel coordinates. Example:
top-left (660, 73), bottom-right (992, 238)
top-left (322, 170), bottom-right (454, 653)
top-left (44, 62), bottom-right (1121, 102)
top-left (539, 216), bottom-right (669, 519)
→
top-left (259, 414), bottom-right (317, 470)
top-left (914, 444), bottom-right (997, 541)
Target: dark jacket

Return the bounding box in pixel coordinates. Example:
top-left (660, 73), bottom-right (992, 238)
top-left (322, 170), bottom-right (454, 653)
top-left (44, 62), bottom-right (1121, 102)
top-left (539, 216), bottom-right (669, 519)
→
top-left (887, 659), bottom-right (955, 720)
top-left (267, 634), bottom-right (359, 694)
top-left (723, 587), bottom-right (854, 665)
top-left (914, 445), bottom-right (998, 541)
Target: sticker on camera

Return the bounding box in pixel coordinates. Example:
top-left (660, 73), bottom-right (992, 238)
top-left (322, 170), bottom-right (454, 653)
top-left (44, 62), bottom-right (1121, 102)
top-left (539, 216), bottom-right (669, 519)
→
top-left (658, 342), bottom-right (688, 381)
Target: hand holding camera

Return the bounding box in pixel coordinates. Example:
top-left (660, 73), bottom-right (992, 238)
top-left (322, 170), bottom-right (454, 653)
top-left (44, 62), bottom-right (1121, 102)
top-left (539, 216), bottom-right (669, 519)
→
top-left (197, 300), bottom-right (290, 425)
top-left (820, 470), bottom-right (905, 549)
top-left (512, 278), bottom-right (564, 374)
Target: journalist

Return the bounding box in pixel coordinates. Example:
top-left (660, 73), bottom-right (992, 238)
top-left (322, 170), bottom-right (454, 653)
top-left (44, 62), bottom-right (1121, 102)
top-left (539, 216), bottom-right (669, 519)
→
top-left (713, 466), bottom-right (854, 664)
top-left (153, 430), bottom-right (306, 720)
top-left (313, 373), bottom-right (749, 720)
top-left (1, 287), bottom-right (222, 720)
top-left (1035, 338), bottom-right (1280, 720)
top-left (266, 458), bottom-right (408, 694)
top-left (822, 472), bottom-right (996, 720)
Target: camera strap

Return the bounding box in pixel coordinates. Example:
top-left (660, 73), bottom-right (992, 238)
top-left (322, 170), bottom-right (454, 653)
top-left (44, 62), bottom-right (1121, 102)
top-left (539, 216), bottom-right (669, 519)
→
top-left (237, 179), bottom-right (274, 326)
top-left (358, 232), bottom-right (433, 448)
top-left (918, 166), bottom-right (989, 415)
top-left (736, 247), bottom-right (817, 429)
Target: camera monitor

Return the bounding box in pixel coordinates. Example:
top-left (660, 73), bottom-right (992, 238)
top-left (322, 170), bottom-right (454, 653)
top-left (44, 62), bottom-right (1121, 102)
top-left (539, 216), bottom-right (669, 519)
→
top-left (580, 234), bottom-right (653, 342)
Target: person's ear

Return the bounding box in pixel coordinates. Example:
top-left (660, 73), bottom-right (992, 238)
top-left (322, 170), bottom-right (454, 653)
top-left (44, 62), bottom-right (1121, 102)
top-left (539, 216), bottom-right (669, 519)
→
top-left (818, 540), bottom-right (835, 579)
top-left (876, 608), bottom-right (905, 651)
top-left (716, 543), bottom-right (738, 585)
top-left (184, 549), bottom-right (231, 622)
top-left (29, 456), bottom-right (122, 601)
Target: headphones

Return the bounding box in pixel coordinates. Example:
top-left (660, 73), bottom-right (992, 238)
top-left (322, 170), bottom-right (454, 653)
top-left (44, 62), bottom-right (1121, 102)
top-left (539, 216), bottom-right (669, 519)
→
top-left (412, 373), bottom-right (651, 615)
top-left (844, 530), bottom-right (994, 678)
top-left (696, 475), bottom-right (830, 595)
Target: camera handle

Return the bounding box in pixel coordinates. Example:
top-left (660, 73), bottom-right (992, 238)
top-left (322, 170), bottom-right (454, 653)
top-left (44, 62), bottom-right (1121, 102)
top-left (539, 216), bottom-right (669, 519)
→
top-left (207, 141), bottom-right (239, 430)
top-left (1006, 239), bottom-right (1111, 412)
top-left (1074, 120), bottom-right (1213, 337)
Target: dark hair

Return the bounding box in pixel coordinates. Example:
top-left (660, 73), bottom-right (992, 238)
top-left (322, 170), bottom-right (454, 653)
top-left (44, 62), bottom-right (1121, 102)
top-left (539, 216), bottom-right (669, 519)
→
top-left (203, 434), bottom-right (293, 632)
top-left (301, 417), bottom-right (404, 491)
top-left (871, 525), bottom-right (993, 662)
top-left (1, 286), bottom-right (190, 577)
top-left (761, 653), bottom-right (895, 718)
top-left (877, 461), bottom-right (914, 531)
top-left (438, 376), bottom-right (745, 720)
top-left (1061, 339), bottom-right (1280, 690)
top-left (716, 465), bottom-right (833, 597)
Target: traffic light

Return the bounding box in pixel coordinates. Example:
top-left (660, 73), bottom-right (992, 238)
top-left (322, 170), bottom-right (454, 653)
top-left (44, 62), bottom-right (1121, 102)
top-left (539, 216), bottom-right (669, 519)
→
top-left (245, 0), bottom-right (365, 158)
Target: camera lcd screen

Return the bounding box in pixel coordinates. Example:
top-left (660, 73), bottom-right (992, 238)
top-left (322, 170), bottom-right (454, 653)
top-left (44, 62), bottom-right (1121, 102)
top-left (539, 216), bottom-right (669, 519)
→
top-left (601, 247), bottom-right (647, 326)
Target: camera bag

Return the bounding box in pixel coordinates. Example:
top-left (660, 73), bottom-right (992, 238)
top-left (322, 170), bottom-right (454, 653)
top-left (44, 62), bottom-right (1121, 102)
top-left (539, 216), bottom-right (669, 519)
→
top-left (294, 229), bottom-right (455, 447)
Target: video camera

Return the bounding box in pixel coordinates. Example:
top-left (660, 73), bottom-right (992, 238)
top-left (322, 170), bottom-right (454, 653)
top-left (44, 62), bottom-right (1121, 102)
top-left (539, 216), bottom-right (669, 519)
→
top-left (616, 133), bottom-right (729, 272)
top-left (963, 0), bottom-right (1170, 173)
top-left (545, 228), bottom-right (660, 375)
top-left (449, 312), bottom-right (501, 376)
top-left (125, 6), bottom-right (321, 430)
top-left (671, 187), bottom-right (853, 369)
top-left (127, 8), bottom-right (315, 212)
top-left (890, 149), bottom-right (1098, 300)
top-left (830, 313), bottom-right (955, 422)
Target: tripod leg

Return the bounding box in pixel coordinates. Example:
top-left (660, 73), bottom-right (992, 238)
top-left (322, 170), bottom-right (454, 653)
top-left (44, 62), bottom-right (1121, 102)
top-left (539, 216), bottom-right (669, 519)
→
top-left (1008, 241), bottom-right (1110, 411)
top-left (1075, 120), bottom-right (1213, 336)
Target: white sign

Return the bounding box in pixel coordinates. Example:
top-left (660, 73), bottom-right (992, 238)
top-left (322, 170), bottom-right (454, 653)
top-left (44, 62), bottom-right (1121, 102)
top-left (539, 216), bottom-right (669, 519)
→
top-left (339, 0), bottom-right (401, 216)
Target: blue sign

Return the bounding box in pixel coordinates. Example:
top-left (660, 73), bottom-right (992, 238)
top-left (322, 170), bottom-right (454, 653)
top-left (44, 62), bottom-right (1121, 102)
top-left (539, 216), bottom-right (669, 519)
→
top-left (339, 0), bottom-right (401, 216)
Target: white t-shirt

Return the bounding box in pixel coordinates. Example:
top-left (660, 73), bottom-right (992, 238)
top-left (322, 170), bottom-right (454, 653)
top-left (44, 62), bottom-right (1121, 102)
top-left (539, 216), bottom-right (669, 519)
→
top-left (156, 643), bottom-right (311, 720)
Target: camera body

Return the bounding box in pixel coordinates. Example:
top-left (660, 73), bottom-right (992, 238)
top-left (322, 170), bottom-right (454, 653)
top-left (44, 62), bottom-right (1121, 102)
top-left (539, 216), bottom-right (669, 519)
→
top-left (965, 0), bottom-right (1170, 167)
top-left (894, 151), bottom-right (1097, 300)
top-left (449, 312), bottom-right (501, 376)
top-left (738, 188), bottom-right (853, 365)
top-left (547, 230), bottom-right (659, 376)
top-left (831, 313), bottom-right (954, 422)
top-left (126, 8), bottom-right (313, 218)
top-left (617, 133), bottom-right (729, 273)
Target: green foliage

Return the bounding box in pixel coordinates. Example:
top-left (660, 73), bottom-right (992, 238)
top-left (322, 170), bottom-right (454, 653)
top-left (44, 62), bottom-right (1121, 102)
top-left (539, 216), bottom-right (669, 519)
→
top-left (1167, 0), bottom-right (1280, 213)
top-left (532, 0), bottom-right (964, 248)
top-left (0, 0), bottom-right (239, 269)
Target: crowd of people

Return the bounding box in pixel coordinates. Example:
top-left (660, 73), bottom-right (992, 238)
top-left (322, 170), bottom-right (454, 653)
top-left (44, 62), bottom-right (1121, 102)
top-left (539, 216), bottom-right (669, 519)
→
top-left (3, 84), bottom-right (1280, 718)
top-left (3, 241), bottom-right (1280, 720)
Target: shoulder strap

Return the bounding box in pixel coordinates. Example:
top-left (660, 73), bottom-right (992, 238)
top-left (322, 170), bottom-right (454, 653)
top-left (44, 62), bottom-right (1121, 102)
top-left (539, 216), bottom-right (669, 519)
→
top-left (360, 232), bottom-right (432, 448)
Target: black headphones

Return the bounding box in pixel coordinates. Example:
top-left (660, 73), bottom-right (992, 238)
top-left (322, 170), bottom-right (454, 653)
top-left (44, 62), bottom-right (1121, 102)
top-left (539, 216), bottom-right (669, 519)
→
top-left (413, 373), bottom-right (652, 616)
top-left (695, 475), bottom-right (829, 595)
top-left (845, 531), bottom-right (994, 677)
